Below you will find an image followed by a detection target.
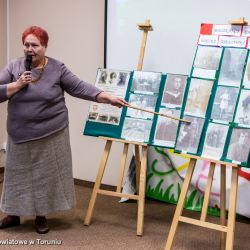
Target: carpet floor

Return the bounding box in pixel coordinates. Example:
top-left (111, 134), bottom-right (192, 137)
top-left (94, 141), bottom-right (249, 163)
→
top-left (0, 176), bottom-right (250, 249)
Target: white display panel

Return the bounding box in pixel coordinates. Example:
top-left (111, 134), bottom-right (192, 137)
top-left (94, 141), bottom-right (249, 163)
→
top-left (106, 0), bottom-right (250, 74)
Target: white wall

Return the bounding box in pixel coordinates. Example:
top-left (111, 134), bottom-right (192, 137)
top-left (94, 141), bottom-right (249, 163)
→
top-left (0, 0), bottom-right (6, 68)
top-left (0, 0), bottom-right (129, 185)
top-left (0, 0), bottom-right (7, 150)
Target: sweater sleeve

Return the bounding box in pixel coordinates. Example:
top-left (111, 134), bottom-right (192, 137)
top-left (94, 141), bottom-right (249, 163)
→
top-left (60, 63), bottom-right (102, 101)
top-left (0, 62), bottom-right (13, 102)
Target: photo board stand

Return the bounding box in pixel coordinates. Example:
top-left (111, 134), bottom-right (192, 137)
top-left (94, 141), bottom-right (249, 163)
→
top-left (165, 155), bottom-right (239, 250)
top-left (165, 18), bottom-right (248, 250)
top-left (84, 20), bottom-right (153, 236)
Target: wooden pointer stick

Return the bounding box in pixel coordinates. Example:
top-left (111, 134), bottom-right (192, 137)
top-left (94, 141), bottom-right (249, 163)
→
top-left (124, 104), bottom-right (191, 124)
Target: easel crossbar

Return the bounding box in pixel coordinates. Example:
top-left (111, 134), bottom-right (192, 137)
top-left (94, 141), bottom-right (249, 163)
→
top-left (181, 154), bottom-right (239, 168)
top-left (99, 136), bottom-right (147, 146)
top-left (97, 189), bottom-right (139, 200)
top-left (179, 216), bottom-right (228, 232)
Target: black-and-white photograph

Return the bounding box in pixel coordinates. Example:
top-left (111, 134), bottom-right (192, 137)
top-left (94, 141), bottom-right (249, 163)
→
top-left (193, 45), bottom-right (222, 70)
top-left (154, 108), bottom-right (180, 147)
top-left (162, 74), bottom-right (187, 107)
top-left (211, 86), bottom-right (239, 122)
top-left (108, 116), bottom-right (119, 124)
top-left (202, 123), bottom-right (229, 160)
top-left (87, 103), bottom-right (99, 121)
top-left (121, 117), bottom-right (152, 142)
top-left (185, 78), bottom-right (214, 117)
top-left (226, 128), bottom-right (250, 163)
top-left (234, 89), bottom-right (250, 126)
top-left (97, 69), bottom-right (108, 84)
top-left (175, 116), bottom-right (205, 154)
top-left (117, 72), bottom-right (129, 86)
top-left (127, 94), bottom-right (157, 119)
top-left (218, 47), bottom-right (247, 87)
top-left (131, 71), bottom-right (162, 93)
top-left (243, 54), bottom-right (250, 89)
top-left (88, 112), bottom-right (98, 120)
top-left (107, 71), bottom-right (118, 84)
top-left (97, 114), bottom-right (108, 122)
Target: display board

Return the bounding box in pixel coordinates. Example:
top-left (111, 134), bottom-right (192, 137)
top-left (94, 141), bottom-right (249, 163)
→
top-left (84, 69), bottom-right (173, 142)
top-left (84, 23), bottom-right (250, 167)
top-left (188, 24), bottom-right (250, 167)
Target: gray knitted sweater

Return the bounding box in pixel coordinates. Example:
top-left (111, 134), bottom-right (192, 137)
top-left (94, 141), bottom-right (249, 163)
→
top-left (0, 57), bottom-right (102, 143)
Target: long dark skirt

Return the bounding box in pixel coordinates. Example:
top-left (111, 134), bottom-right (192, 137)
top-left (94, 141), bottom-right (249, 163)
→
top-left (0, 127), bottom-right (76, 216)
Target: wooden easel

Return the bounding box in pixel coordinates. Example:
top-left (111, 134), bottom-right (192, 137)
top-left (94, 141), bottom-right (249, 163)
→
top-left (84, 20), bottom-right (153, 236)
top-left (165, 18), bottom-right (247, 250)
top-left (165, 154), bottom-right (239, 250)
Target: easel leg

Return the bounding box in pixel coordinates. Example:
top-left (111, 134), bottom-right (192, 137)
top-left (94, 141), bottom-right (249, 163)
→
top-left (135, 145), bottom-right (141, 194)
top-left (84, 140), bottom-right (112, 226)
top-left (200, 162), bottom-right (216, 221)
top-left (137, 145), bottom-right (147, 236)
top-left (225, 167), bottom-right (239, 250)
top-left (220, 164), bottom-right (226, 250)
top-left (117, 143), bottom-right (129, 192)
top-left (165, 158), bottom-right (197, 250)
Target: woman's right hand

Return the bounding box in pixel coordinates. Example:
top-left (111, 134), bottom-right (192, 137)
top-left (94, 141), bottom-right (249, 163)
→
top-left (16, 71), bottom-right (32, 88)
top-left (7, 71), bottom-right (32, 98)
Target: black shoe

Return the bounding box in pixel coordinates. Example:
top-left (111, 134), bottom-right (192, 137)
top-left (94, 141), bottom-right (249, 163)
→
top-left (0, 215), bottom-right (20, 229)
top-left (35, 216), bottom-right (49, 234)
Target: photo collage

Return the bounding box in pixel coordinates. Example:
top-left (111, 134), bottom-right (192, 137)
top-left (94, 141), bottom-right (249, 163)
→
top-left (121, 71), bottom-right (162, 142)
top-left (178, 45), bottom-right (250, 165)
top-left (87, 69), bottom-right (130, 125)
top-left (85, 46), bottom-right (250, 166)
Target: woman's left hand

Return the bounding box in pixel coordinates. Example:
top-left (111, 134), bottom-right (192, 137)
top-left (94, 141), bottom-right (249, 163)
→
top-left (96, 92), bottom-right (129, 108)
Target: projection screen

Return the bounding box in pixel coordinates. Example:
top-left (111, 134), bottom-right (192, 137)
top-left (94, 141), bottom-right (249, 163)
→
top-left (106, 0), bottom-right (250, 75)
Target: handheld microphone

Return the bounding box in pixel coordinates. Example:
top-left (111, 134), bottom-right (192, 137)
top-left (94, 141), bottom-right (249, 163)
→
top-left (25, 55), bottom-right (32, 71)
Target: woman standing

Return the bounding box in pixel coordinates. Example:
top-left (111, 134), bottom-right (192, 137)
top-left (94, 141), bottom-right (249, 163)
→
top-left (0, 26), bottom-right (127, 234)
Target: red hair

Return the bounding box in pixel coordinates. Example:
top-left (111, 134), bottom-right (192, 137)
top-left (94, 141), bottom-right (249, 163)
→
top-left (22, 26), bottom-right (49, 47)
